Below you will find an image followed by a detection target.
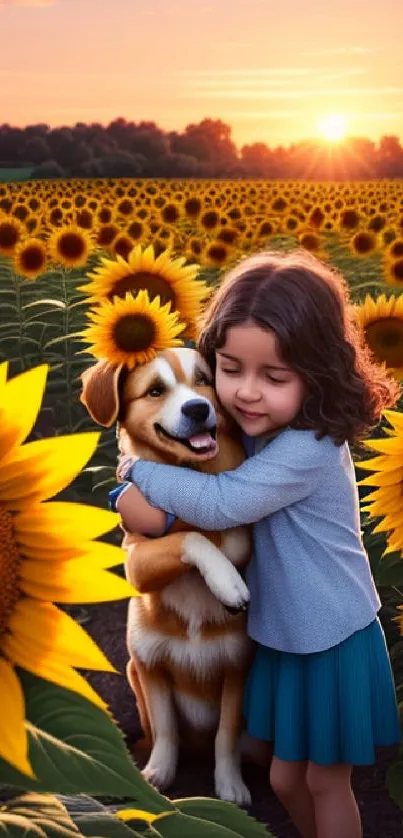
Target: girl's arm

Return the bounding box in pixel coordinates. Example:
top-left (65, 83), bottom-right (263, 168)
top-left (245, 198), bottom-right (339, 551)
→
top-left (125, 429), bottom-right (331, 530)
top-left (110, 483), bottom-right (172, 536)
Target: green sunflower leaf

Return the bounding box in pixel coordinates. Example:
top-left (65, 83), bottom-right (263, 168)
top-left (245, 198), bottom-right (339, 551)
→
top-left (72, 812), bottom-right (143, 837)
top-left (172, 799), bottom-right (273, 837)
top-left (0, 670), bottom-right (173, 814)
top-left (151, 812), bottom-right (262, 838)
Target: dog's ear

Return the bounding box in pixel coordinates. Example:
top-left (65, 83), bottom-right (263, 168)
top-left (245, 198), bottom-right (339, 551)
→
top-left (80, 359), bottom-right (124, 427)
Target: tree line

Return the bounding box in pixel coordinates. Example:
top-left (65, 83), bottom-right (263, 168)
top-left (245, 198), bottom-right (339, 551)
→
top-left (1, 117), bottom-right (403, 180)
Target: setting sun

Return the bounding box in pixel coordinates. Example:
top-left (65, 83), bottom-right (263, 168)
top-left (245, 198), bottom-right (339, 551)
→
top-left (317, 114), bottom-right (348, 143)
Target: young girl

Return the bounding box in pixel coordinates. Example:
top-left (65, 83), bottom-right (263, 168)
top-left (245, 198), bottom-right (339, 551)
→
top-left (113, 249), bottom-right (401, 838)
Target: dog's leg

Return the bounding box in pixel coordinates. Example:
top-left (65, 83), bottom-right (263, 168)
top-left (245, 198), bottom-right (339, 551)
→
top-left (126, 657), bottom-right (153, 751)
top-left (128, 658), bottom-right (178, 791)
top-left (125, 531), bottom-right (250, 611)
top-left (214, 668), bottom-right (252, 807)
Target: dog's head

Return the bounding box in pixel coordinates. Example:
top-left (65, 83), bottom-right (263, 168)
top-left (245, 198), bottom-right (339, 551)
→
top-left (80, 348), bottom-right (230, 465)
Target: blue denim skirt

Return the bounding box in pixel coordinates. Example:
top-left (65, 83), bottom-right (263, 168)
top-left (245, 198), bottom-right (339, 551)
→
top-left (243, 618), bottom-right (401, 765)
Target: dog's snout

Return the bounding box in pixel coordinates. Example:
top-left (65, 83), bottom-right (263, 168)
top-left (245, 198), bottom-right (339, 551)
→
top-left (181, 399), bottom-right (209, 422)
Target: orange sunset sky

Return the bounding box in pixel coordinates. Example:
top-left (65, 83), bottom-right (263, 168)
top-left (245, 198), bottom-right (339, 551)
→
top-left (0, 0), bottom-right (402, 148)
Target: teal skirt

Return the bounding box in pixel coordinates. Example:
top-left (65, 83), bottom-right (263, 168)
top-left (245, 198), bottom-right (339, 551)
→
top-left (243, 618), bottom-right (401, 765)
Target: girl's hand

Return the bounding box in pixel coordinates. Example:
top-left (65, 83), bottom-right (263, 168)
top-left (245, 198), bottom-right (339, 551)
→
top-left (116, 453), bottom-right (139, 483)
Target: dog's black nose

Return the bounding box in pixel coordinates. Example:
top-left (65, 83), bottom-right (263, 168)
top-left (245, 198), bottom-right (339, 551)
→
top-left (181, 399), bottom-right (210, 422)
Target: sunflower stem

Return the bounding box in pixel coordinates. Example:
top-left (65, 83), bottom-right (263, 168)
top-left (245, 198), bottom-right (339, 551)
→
top-left (13, 272), bottom-right (25, 373)
top-left (61, 268), bottom-right (73, 433)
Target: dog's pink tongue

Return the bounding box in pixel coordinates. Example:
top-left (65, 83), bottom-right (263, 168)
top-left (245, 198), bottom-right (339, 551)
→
top-left (188, 432), bottom-right (215, 449)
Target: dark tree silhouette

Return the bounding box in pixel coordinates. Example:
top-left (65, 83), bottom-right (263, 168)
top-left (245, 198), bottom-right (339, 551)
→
top-left (0, 117), bottom-right (402, 179)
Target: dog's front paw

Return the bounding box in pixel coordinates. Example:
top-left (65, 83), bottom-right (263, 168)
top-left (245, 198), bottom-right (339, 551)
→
top-left (142, 757), bottom-right (176, 791)
top-left (204, 561), bottom-right (250, 611)
top-left (215, 763), bottom-right (252, 806)
top-left (182, 533), bottom-right (250, 610)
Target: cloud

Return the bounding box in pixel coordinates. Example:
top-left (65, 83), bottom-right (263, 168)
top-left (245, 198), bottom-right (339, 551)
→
top-left (0, 0), bottom-right (55, 6)
top-left (307, 46), bottom-right (378, 56)
top-left (181, 87), bottom-right (403, 101)
top-left (186, 69), bottom-right (365, 89)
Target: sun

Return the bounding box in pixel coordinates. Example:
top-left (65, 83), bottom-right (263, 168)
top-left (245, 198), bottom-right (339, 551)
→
top-left (317, 114), bottom-right (348, 143)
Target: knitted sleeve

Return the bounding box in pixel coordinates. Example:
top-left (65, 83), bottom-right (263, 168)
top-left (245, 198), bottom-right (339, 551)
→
top-left (128, 430), bottom-right (330, 530)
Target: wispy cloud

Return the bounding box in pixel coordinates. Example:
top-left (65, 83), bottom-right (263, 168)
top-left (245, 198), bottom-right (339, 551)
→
top-left (181, 87), bottom-right (403, 100)
top-left (306, 46), bottom-right (378, 56)
top-left (187, 68), bottom-right (333, 77)
top-left (0, 0), bottom-right (55, 6)
top-left (186, 69), bottom-right (366, 89)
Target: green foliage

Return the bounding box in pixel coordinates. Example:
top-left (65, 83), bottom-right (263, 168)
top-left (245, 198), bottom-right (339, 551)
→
top-left (0, 794), bottom-right (275, 838)
top-left (0, 671), bottom-right (171, 810)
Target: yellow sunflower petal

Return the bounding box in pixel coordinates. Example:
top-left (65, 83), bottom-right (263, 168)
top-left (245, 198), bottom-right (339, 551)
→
top-left (0, 365), bottom-right (48, 460)
top-left (359, 468), bottom-right (403, 486)
top-left (117, 809), bottom-right (160, 823)
top-left (7, 599), bottom-right (117, 672)
top-left (0, 433), bottom-right (100, 510)
top-left (2, 636), bottom-right (109, 711)
top-left (18, 558), bottom-right (136, 603)
top-left (18, 536), bottom-right (125, 568)
top-left (0, 658), bottom-right (34, 777)
top-left (383, 409), bottom-right (403, 434)
top-left (14, 503), bottom-right (121, 551)
top-left (363, 437), bottom-right (403, 455)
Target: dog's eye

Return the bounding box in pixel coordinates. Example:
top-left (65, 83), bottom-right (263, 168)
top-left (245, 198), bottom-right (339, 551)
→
top-left (195, 372), bottom-right (211, 386)
top-left (147, 385), bottom-right (165, 397)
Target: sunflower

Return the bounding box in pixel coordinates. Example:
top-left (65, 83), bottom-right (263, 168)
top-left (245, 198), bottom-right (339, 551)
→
top-left (384, 258), bottom-right (403, 289)
top-left (48, 224), bottom-right (93, 268)
top-left (81, 289), bottom-right (185, 369)
top-left (359, 410), bottom-right (403, 557)
top-left (355, 293), bottom-right (403, 379)
top-left (0, 215), bottom-right (24, 257)
top-left (13, 238), bottom-right (48, 280)
top-left (0, 363), bottom-right (134, 777)
top-left (349, 230), bottom-right (378, 259)
top-left (298, 230), bottom-right (323, 253)
top-left (79, 244), bottom-right (210, 340)
top-left (112, 233), bottom-right (135, 261)
top-left (203, 240), bottom-right (231, 268)
top-left (95, 223), bottom-right (120, 249)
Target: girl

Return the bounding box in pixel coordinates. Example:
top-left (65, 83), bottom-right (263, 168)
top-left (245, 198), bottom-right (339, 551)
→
top-left (114, 249), bottom-right (401, 838)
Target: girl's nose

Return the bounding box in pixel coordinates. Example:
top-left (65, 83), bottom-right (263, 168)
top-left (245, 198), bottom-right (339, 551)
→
top-left (236, 377), bottom-right (261, 401)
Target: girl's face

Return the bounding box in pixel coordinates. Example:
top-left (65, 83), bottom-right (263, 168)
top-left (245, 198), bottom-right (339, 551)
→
top-left (215, 322), bottom-right (305, 438)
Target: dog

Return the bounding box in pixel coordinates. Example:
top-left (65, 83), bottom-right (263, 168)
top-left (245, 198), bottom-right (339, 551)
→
top-left (80, 348), bottom-right (253, 805)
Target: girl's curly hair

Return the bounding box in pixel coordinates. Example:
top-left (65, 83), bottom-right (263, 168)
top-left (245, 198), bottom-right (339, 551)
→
top-left (197, 249), bottom-right (401, 446)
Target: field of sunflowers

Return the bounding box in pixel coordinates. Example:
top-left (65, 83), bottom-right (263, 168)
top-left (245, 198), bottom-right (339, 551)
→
top-left (1, 176), bottom-right (403, 834)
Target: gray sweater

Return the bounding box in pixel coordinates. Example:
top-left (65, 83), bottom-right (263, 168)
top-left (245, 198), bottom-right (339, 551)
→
top-left (130, 428), bottom-right (380, 654)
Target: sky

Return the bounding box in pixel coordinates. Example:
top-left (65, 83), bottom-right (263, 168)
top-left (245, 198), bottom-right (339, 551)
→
top-left (0, 0), bottom-right (402, 148)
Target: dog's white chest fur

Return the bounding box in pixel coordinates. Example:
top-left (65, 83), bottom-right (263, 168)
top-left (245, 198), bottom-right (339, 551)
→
top-left (127, 526), bottom-right (250, 677)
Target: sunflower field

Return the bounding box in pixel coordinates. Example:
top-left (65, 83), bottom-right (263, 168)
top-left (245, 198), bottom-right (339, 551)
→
top-left (1, 176), bottom-right (403, 824)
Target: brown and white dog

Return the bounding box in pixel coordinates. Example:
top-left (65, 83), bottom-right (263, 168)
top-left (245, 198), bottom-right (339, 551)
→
top-left (80, 348), bottom-right (253, 805)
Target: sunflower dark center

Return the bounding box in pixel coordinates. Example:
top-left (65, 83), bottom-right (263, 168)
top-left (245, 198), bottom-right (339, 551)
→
top-left (58, 233), bottom-right (86, 259)
top-left (108, 272), bottom-right (176, 307)
top-left (353, 234), bottom-right (375, 254)
top-left (0, 507), bottom-right (21, 637)
top-left (98, 224), bottom-right (118, 246)
top-left (113, 314), bottom-right (156, 352)
top-left (365, 318), bottom-right (403, 367)
top-left (0, 223), bottom-right (19, 249)
top-left (391, 260), bottom-right (403, 283)
top-left (21, 245), bottom-right (46, 271)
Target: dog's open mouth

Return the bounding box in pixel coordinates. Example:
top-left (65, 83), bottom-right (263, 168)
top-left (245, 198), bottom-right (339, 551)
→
top-left (155, 423), bottom-right (217, 455)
